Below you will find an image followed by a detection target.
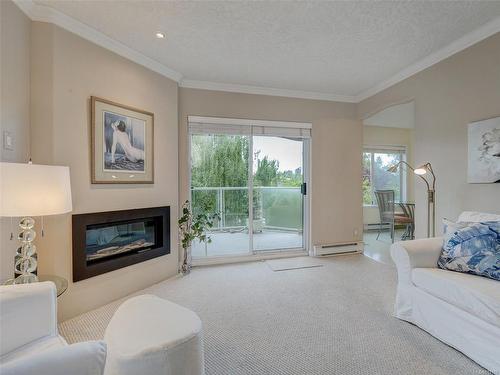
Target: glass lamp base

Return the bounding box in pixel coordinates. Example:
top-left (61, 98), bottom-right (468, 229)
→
top-left (14, 217), bottom-right (39, 284)
top-left (13, 274), bottom-right (39, 284)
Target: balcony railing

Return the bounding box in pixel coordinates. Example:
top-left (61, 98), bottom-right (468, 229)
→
top-left (191, 186), bottom-right (303, 232)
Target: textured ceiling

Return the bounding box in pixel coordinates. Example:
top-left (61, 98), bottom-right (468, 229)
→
top-left (34, 1), bottom-right (500, 98)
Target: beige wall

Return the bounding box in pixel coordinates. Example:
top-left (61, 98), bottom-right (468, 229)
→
top-left (178, 88), bottom-right (363, 247)
top-left (358, 32), bottom-right (500, 237)
top-left (30, 23), bottom-right (179, 320)
top-left (0, 0), bottom-right (30, 163)
top-left (0, 0), bottom-right (31, 281)
top-left (362, 125), bottom-right (415, 225)
top-left (6, 2), bottom-right (499, 321)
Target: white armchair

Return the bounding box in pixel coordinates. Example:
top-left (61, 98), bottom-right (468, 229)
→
top-left (0, 282), bottom-right (107, 375)
top-left (0, 283), bottom-right (205, 375)
top-left (0, 281), bottom-right (60, 358)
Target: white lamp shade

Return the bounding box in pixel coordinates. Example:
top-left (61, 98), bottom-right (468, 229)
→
top-left (1, 162), bottom-right (72, 217)
top-left (414, 168), bottom-right (427, 175)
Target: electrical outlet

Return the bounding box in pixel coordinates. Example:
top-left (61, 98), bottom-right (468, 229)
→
top-left (3, 131), bottom-right (14, 151)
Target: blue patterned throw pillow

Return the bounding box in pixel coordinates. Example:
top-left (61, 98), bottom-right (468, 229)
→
top-left (438, 219), bottom-right (500, 281)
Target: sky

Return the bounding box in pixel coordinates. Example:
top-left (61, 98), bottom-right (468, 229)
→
top-left (253, 136), bottom-right (303, 172)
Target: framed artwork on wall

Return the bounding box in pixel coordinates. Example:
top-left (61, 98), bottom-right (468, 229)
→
top-left (467, 116), bottom-right (500, 183)
top-left (91, 96), bottom-right (154, 184)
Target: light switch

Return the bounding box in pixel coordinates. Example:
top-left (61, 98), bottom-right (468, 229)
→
top-left (3, 131), bottom-right (14, 151)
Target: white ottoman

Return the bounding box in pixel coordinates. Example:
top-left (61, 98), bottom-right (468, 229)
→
top-left (104, 295), bottom-right (204, 375)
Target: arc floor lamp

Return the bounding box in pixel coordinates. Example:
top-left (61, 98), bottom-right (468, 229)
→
top-left (387, 161), bottom-right (436, 238)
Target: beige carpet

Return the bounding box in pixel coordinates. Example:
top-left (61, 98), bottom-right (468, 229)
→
top-left (59, 255), bottom-right (489, 375)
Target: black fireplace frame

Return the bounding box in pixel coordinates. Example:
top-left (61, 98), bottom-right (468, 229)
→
top-left (72, 206), bottom-right (170, 282)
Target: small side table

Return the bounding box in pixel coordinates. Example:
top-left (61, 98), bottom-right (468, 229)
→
top-left (3, 275), bottom-right (68, 297)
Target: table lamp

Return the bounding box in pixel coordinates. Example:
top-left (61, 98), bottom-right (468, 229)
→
top-left (0, 161), bottom-right (72, 284)
top-left (387, 161), bottom-right (436, 238)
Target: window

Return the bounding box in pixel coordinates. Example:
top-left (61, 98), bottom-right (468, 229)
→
top-left (362, 147), bottom-right (406, 205)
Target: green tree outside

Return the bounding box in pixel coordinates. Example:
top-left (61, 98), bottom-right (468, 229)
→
top-left (362, 151), bottom-right (402, 205)
top-left (191, 134), bottom-right (303, 229)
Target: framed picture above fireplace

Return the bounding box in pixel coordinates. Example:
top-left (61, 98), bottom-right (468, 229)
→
top-left (91, 96), bottom-right (154, 184)
top-left (72, 206), bottom-right (170, 282)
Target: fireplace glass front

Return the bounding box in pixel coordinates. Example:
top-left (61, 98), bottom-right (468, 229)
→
top-left (86, 218), bottom-right (158, 263)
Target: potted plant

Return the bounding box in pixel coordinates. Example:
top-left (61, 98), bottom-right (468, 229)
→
top-left (178, 200), bottom-right (219, 275)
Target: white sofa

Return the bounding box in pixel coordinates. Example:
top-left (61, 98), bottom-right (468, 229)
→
top-left (0, 282), bottom-right (205, 375)
top-left (390, 212), bottom-right (500, 373)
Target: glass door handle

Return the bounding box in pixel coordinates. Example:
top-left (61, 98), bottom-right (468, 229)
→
top-left (301, 183), bottom-right (307, 195)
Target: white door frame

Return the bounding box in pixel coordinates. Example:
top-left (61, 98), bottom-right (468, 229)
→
top-left (187, 118), bottom-right (312, 265)
top-left (248, 134), bottom-right (254, 253)
top-left (303, 137), bottom-right (312, 256)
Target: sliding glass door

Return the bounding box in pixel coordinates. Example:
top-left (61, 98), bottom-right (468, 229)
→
top-left (252, 136), bottom-right (304, 251)
top-left (189, 117), bottom-right (310, 259)
top-left (190, 133), bottom-right (250, 257)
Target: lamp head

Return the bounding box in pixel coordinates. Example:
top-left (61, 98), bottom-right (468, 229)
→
top-left (414, 163), bottom-right (429, 175)
top-left (387, 164), bottom-right (399, 173)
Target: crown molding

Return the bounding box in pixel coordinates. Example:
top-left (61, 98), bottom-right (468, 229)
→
top-left (179, 79), bottom-right (358, 103)
top-left (355, 16), bottom-right (500, 102)
top-left (13, 0), bottom-right (183, 83)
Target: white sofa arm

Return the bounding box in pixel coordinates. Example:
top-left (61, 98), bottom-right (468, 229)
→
top-left (390, 237), bottom-right (443, 285)
top-left (0, 282), bottom-right (58, 356)
top-left (390, 238), bottom-right (443, 320)
top-left (1, 341), bottom-right (107, 375)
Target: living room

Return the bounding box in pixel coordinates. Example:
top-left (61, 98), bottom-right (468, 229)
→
top-left (0, 1), bottom-right (499, 374)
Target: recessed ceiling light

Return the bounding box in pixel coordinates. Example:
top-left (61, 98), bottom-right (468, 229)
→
top-left (155, 32), bottom-right (165, 39)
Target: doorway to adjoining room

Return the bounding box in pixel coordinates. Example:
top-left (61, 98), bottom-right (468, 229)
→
top-left (361, 101), bottom-right (416, 265)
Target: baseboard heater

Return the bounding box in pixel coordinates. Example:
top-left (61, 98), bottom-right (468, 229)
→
top-left (311, 241), bottom-right (363, 257)
top-left (364, 223), bottom-right (406, 231)
top-left (364, 223), bottom-right (390, 231)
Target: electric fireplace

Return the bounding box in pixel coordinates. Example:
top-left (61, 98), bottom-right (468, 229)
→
top-left (72, 206), bottom-right (170, 281)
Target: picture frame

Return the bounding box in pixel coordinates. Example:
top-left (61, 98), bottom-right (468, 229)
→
top-left (467, 115), bottom-right (500, 184)
top-left (91, 96), bottom-right (154, 184)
